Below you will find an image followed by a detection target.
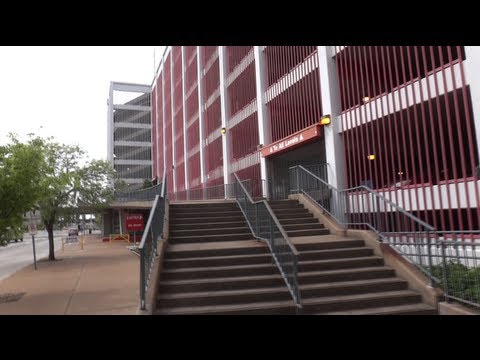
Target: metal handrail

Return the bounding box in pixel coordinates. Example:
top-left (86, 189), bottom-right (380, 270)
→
top-left (290, 165), bottom-right (438, 282)
top-left (114, 183), bottom-right (163, 202)
top-left (139, 167), bottom-right (167, 310)
top-left (169, 179), bottom-right (265, 201)
top-left (234, 173), bottom-right (301, 310)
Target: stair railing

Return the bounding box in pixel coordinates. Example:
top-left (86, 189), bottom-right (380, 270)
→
top-left (139, 167), bottom-right (167, 310)
top-left (234, 173), bottom-right (302, 310)
top-left (289, 165), bottom-right (438, 284)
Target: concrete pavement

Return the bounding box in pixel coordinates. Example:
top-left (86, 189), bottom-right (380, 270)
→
top-left (0, 235), bottom-right (140, 315)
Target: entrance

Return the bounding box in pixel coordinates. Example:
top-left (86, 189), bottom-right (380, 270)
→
top-left (268, 139), bottom-right (327, 200)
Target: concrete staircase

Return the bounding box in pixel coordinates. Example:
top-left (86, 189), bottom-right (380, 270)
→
top-left (268, 199), bottom-right (330, 237)
top-left (156, 202), bottom-right (296, 314)
top-left (169, 202), bottom-right (252, 245)
top-left (155, 200), bottom-right (437, 315)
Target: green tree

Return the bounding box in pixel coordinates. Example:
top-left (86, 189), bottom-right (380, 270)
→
top-left (0, 134), bottom-right (45, 246)
top-left (37, 140), bottom-right (116, 260)
top-left (142, 178), bottom-right (153, 189)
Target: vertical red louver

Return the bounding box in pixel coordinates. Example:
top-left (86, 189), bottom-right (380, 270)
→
top-left (335, 46), bottom-right (480, 231)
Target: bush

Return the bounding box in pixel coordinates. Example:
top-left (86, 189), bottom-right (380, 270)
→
top-left (431, 260), bottom-right (480, 304)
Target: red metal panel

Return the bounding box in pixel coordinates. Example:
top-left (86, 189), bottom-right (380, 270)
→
top-left (172, 46), bottom-right (185, 192)
top-left (336, 46), bottom-right (479, 232)
top-left (225, 47), bottom-right (259, 178)
top-left (235, 163), bottom-right (262, 197)
top-left (184, 46), bottom-right (200, 189)
top-left (163, 53), bottom-right (173, 194)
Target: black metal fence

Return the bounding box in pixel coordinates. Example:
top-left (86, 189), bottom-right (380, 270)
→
top-left (234, 173), bottom-right (301, 310)
top-left (138, 172), bottom-right (167, 310)
top-left (389, 231), bottom-right (480, 308)
top-left (290, 165), bottom-right (480, 309)
top-left (169, 179), bottom-right (265, 201)
top-left (114, 183), bottom-right (163, 202)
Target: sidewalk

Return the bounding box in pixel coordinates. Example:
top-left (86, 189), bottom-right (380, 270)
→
top-left (0, 235), bottom-right (140, 315)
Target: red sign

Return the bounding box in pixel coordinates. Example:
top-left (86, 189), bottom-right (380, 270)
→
top-left (125, 214), bottom-right (144, 232)
top-left (261, 125), bottom-right (321, 158)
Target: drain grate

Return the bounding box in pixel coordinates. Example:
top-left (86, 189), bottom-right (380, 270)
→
top-left (0, 292), bottom-right (26, 304)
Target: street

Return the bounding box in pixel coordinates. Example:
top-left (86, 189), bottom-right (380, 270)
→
top-left (0, 230), bottom-right (66, 281)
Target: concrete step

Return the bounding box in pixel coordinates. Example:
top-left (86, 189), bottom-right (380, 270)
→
top-left (283, 223), bottom-right (325, 231)
top-left (268, 200), bottom-right (298, 205)
top-left (170, 226), bottom-right (251, 237)
top-left (170, 221), bottom-right (247, 231)
top-left (324, 303), bottom-right (437, 315)
top-left (161, 263), bottom-right (279, 281)
top-left (158, 285), bottom-right (291, 308)
top-left (171, 203), bottom-right (238, 210)
top-left (298, 256), bottom-right (384, 272)
top-left (276, 212), bottom-right (314, 220)
top-left (165, 244), bottom-right (269, 259)
top-left (298, 266), bottom-right (396, 285)
top-left (171, 207), bottom-right (240, 214)
top-left (170, 210), bottom-right (242, 218)
top-left (155, 299), bottom-right (296, 315)
top-left (287, 228), bottom-right (330, 237)
top-left (300, 277), bottom-right (408, 299)
top-left (271, 208), bottom-right (310, 216)
top-left (298, 247), bottom-right (374, 261)
top-left (170, 216), bottom-right (246, 224)
top-left (158, 274), bottom-right (285, 293)
top-left (295, 239), bottom-right (365, 251)
top-left (163, 253), bottom-right (272, 269)
top-left (301, 290), bottom-right (422, 314)
top-left (279, 217), bottom-right (320, 225)
top-left (169, 233), bottom-right (254, 244)
top-left (268, 203), bottom-right (305, 210)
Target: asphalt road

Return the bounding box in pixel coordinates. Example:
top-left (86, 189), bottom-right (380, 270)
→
top-left (0, 230), bottom-right (67, 281)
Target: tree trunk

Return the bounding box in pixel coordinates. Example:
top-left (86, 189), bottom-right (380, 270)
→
top-left (46, 221), bottom-right (56, 261)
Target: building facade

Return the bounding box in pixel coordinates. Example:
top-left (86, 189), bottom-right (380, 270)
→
top-left (107, 82), bottom-right (152, 190)
top-left (151, 46), bottom-right (480, 232)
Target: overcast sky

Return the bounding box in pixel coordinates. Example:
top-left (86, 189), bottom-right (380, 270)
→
top-left (0, 46), bottom-right (165, 161)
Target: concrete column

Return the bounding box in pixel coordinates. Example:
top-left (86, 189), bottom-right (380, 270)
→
top-left (254, 46), bottom-right (270, 198)
top-left (463, 47), bottom-right (480, 167)
top-left (181, 46), bottom-right (189, 194)
top-left (107, 82), bottom-right (114, 165)
top-left (317, 46), bottom-right (345, 190)
top-left (162, 56), bottom-right (167, 181)
top-left (219, 46), bottom-right (231, 198)
top-left (118, 209), bottom-right (123, 234)
top-left (197, 46), bottom-right (207, 184)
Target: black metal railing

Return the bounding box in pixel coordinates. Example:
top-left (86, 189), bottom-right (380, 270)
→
top-left (290, 165), bottom-right (435, 276)
top-left (234, 173), bottom-right (301, 310)
top-left (169, 179), bottom-right (265, 201)
top-left (391, 231), bottom-right (480, 308)
top-left (269, 163), bottom-right (328, 200)
top-left (138, 170), bottom-right (167, 310)
top-left (114, 183), bottom-right (163, 202)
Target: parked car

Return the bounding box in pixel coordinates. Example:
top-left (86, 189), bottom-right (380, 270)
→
top-left (68, 228), bottom-right (79, 236)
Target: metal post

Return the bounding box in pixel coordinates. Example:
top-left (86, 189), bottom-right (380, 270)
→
top-left (255, 205), bottom-right (259, 236)
top-left (296, 167), bottom-right (300, 194)
top-left (269, 216), bottom-right (275, 265)
top-left (140, 248), bottom-right (146, 310)
top-left (426, 230), bottom-right (433, 286)
top-left (440, 240), bottom-right (449, 303)
top-left (134, 231), bottom-right (136, 246)
top-left (31, 234), bottom-right (37, 270)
